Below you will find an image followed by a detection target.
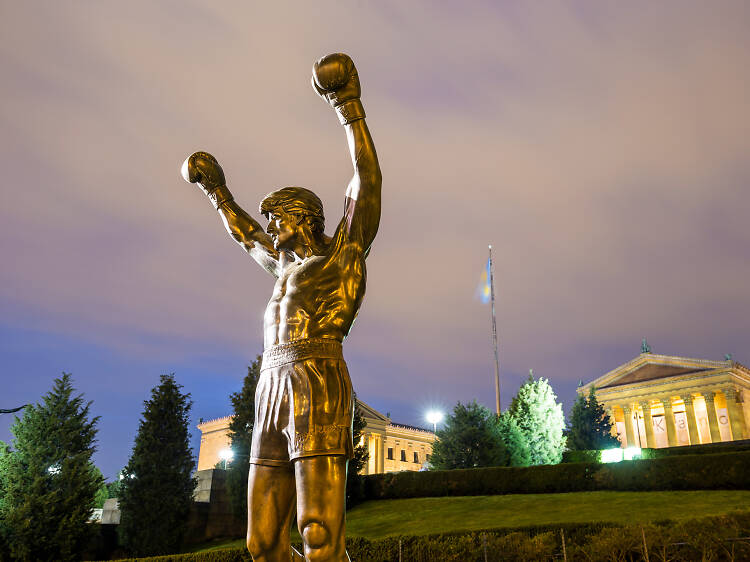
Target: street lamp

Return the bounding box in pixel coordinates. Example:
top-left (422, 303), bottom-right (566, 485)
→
top-left (425, 410), bottom-right (444, 433)
top-left (218, 448), bottom-right (234, 470)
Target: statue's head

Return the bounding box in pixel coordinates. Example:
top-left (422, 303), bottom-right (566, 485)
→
top-left (260, 187), bottom-right (325, 250)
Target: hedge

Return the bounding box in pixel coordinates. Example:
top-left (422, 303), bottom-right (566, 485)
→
top-left (116, 512), bottom-right (750, 561)
top-left (563, 439), bottom-right (750, 463)
top-left (363, 450), bottom-right (750, 500)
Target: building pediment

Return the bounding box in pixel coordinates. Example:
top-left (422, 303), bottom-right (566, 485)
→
top-left (600, 363), bottom-right (711, 388)
top-left (582, 353), bottom-right (729, 392)
top-left (356, 399), bottom-right (390, 423)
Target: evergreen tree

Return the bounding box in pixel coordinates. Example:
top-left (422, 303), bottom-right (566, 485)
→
top-left (0, 441), bottom-right (12, 562)
top-left (91, 465), bottom-right (109, 508)
top-left (105, 471), bottom-right (125, 500)
top-left (118, 374), bottom-right (195, 557)
top-left (0, 373), bottom-right (102, 561)
top-left (225, 356), bottom-right (261, 519)
top-left (499, 372), bottom-right (566, 466)
top-left (566, 387), bottom-right (620, 450)
top-left (496, 414), bottom-right (531, 467)
top-left (346, 393), bottom-right (369, 508)
top-left (429, 401), bottom-right (507, 470)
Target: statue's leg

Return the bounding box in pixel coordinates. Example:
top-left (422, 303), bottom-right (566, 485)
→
top-left (294, 455), bottom-right (350, 562)
top-left (247, 463), bottom-right (296, 562)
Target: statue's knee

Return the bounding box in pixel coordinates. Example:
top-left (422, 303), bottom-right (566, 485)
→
top-left (246, 534), bottom-right (262, 558)
top-left (301, 521), bottom-right (330, 550)
top-left (247, 530), bottom-right (273, 559)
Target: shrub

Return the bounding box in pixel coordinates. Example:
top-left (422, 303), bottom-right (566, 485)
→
top-left (364, 451), bottom-right (750, 500)
top-left (111, 512), bottom-right (750, 561)
top-left (561, 449), bottom-right (601, 463)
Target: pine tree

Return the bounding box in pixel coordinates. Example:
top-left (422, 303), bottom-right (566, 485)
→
top-left (346, 393), bottom-right (369, 508)
top-left (0, 374), bottom-right (102, 561)
top-left (225, 356), bottom-right (261, 519)
top-left (496, 414), bottom-right (531, 467)
top-left (566, 387), bottom-right (620, 450)
top-left (499, 372), bottom-right (566, 466)
top-left (429, 401), bottom-right (507, 470)
top-left (118, 374), bottom-right (195, 556)
top-left (0, 441), bottom-right (13, 561)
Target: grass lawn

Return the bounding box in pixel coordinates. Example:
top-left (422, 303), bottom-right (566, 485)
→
top-left (345, 490), bottom-right (750, 539)
top-left (189, 490), bottom-right (750, 551)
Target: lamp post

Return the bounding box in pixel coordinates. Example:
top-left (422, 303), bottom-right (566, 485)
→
top-left (218, 448), bottom-right (234, 470)
top-left (425, 410), bottom-right (444, 433)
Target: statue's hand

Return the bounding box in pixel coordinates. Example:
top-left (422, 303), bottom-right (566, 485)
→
top-left (312, 53), bottom-right (361, 108)
top-left (181, 151), bottom-right (226, 191)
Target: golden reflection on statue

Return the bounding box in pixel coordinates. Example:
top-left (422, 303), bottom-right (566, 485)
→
top-left (182, 53), bottom-right (381, 562)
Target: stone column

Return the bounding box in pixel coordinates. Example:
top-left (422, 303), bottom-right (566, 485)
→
top-left (377, 435), bottom-right (385, 473)
top-left (680, 394), bottom-right (701, 445)
top-left (639, 401), bottom-right (656, 448)
top-left (605, 406), bottom-right (621, 446)
top-left (661, 397), bottom-right (678, 447)
top-left (622, 405), bottom-right (636, 447)
top-left (724, 388), bottom-right (747, 441)
top-left (704, 392), bottom-right (722, 443)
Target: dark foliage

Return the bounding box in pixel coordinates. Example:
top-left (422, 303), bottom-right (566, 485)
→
top-left (106, 473), bottom-right (125, 499)
top-left (225, 357), bottom-right (261, 520)
top-left (364, 450), bottom-right (750, 500)
top-left (429, 401), bottom-right (507, 470)
top-left (566, 386), bottom-right (620, 451)
top-left (118, 374), bottom-right (195, 557)
top-left (346, 393), bottom-right (370, 508)
top-left (113, 512), bottom-right (750, 562)
top-left (0, 373), bottom-right (102, 561)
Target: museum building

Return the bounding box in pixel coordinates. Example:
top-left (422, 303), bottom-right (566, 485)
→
top-left (580, 349), bottom-right (750, 448)
top-left (196, 399), bottom-right (436, 474)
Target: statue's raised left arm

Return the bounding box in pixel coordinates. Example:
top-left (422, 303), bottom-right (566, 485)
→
top-left (312, 53), bottom-right (382, 253)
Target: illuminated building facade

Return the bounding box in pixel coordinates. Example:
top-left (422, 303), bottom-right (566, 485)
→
top-left (196, 399), bottom-right (436, 473)
top-left (580, 351), bottom-right (750, 448)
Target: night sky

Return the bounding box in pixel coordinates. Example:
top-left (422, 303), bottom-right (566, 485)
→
top-left (2, 2), bottom-right (748, 481)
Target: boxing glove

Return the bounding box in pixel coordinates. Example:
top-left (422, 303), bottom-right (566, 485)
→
top-left (181, 151), bottom-right (233, 209)
top-left (312, 53), bottom-right (365, 125)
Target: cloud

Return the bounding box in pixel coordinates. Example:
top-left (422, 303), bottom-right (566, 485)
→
top-left (1, 1), bottom-right (749, 476)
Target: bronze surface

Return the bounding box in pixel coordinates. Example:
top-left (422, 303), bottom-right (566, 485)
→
top-left (183, 52), bottom-right (381, 561)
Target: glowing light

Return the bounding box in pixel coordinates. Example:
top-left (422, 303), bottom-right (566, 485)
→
top-left (47, 464), bottom-right (61, 475)
top-left (425, 410), bottom-right (444, 432)
top-left (600, 448), bottom-right (623, 463)
top-left (219, 448), bottom-right (234, 469)
top-left (624, 447), bottom-right (642, 461)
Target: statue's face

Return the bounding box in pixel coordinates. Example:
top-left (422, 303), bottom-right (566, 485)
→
top-left (266, 208), bottom-right (299, 251)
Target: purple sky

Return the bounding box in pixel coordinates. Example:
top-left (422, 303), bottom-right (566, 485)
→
top-left (2, 2), bottom-right (749, 480)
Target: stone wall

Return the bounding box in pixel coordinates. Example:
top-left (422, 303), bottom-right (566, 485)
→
top-left (185, 468), bottom-right (245, 544)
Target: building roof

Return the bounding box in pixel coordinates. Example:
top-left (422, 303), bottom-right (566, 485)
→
top-left (356, 399), bottom-right (390, 423)
top-left (599, 363), bottom-right (712, 387)
top-left (580, 352), bottom-right (734, 393)
top-left (388, 422), bottom-right (434, 434)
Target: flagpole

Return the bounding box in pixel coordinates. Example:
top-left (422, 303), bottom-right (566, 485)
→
top-left (488, 244), bottom-right (501, 415)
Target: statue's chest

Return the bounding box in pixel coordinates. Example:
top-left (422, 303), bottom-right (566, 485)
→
top-left (278, 256), bottom-right (338, 295)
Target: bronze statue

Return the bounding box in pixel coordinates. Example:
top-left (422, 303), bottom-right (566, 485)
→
top-left (182, 53), bottom-right (381, 562)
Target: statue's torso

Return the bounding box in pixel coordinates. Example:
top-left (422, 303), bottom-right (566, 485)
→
top-left (263, 233), bottom-right (366, 347)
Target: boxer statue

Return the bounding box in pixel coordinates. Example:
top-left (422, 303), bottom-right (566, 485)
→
top-left (182, 53), bottom-right (381, 562)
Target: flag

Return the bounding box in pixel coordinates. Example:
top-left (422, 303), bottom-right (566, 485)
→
top-left (476, 257), bottom-right (491, 304)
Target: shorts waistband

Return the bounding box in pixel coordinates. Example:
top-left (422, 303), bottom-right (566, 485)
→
top-left (262, 338), bottom-right (343, 370)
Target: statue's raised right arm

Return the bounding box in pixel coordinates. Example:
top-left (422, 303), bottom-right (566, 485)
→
top-left (312, 53), bottom-right (382, 253)
top-left (181, 151), bottom-right (280, 276)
